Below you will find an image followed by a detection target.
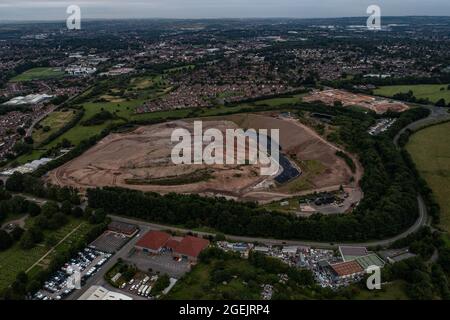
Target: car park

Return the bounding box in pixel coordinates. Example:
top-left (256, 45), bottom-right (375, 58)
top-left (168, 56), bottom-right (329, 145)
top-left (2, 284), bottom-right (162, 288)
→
top-left (33, 247), bottom-right (112, 300)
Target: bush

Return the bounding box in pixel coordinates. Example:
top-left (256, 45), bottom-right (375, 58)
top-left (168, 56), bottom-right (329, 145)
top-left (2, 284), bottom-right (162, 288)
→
top-left (151, 274), bottom-right (170, 295)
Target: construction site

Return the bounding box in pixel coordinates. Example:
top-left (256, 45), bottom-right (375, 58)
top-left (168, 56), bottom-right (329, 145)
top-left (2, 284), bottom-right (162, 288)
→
top-left (303, 89), bottom-right (410, 114)
top-left (47, 114), bottom-right (362, 204)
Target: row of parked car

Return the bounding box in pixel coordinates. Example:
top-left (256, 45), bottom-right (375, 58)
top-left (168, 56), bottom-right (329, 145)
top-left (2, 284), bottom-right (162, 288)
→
top-left (33, 247), bottom-right (112, 300)
top-left (128, 275), bottom-right (159, 298)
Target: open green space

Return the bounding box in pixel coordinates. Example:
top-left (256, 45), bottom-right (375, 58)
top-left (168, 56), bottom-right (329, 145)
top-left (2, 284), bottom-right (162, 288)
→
top-left (164, 65), bottom-right (195, 74)
top-left (11, 67), bottom-right (65, 82)
top-left (284, 159), bottom-right (326, 193)
top-left (265, 198), bottom-right (300, 212)
top-left (252, 94), bottom-right (305, 107)
top-left (375, 84), bottom-right (450, 104)
top-left (353, 281), bottom-right (409, 300)
top-left (32, 109), bottom-right (78, 146)
top-left (406, 121), bottom-right (450, 232)
top-left (0, 217), bottom-right (89, 292)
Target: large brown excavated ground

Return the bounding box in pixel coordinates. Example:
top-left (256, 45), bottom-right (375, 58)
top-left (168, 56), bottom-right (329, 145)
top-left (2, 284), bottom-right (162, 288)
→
top-left (47, 114), bottom-right (360, 202)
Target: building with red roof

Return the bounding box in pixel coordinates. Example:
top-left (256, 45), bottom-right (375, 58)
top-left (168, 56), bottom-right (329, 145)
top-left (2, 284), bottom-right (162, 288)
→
top-left (173, 236), bottom-right (210, 262)
top-left (165, 237), bottom-right (182, 251)
top-left (134, 231), bottom-right (210, 262)
top-left (135, 231), bottom-right (171, 253)
top-left (330, 260), bottom-right (364, 280)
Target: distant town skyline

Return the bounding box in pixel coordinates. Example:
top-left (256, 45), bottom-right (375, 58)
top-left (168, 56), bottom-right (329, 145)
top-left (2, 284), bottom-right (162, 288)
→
top-left (0, 0), bottom-right (449, 21)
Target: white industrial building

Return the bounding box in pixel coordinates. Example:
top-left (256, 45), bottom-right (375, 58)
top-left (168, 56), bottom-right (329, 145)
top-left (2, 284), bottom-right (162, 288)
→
top-left (1, 158), bottom-right (52, 175)
top-left (78, 286), bottom-right (132, 300)
top-left (3, 94), bottom-right (53, 106)
top-left (65, 66), bottom-right (97, 76)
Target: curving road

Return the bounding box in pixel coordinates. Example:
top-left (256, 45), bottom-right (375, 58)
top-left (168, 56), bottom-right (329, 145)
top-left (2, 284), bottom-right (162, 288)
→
top-left (108, 196), bottom-right (427, 249)
top-left (394, 105), bottom-right (450, 146)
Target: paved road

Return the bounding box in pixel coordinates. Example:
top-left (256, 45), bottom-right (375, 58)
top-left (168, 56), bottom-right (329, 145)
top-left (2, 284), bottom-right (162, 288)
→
top-left (25, 85), bottom-right (93, 138)
top-left (26, 105), bottom-right (57, 137)
top-left (108, 195), bottom-right (427, 249)
top-left (394, 105), bottom-right (450, 146)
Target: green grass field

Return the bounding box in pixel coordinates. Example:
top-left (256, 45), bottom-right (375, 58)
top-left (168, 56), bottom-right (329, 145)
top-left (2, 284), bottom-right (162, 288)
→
top-left (253, 94), bottom-right (305, 107)
top-left (32, 110), bottom-right (78, 146)
top-left (0, 217), bottom-right (90, 292)
top-left (11, 67), bottom-right (65, 82)
top-left (284, 159), bottom-right (326, 193)
top-left (407, 121), bottom-right (450, 232)
top-left (265, 198), bottom-right (300, 212)
top-left (353, 281), bottom-right (409, 300)
top-left (375, 84), bottom-right (450, 104)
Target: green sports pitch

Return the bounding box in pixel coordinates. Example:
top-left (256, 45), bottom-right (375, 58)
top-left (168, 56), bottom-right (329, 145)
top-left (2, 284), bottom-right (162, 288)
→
top-left (11, 67), bottom-right (66, 82)
top-left (374, 84), bottom-right (450, 104)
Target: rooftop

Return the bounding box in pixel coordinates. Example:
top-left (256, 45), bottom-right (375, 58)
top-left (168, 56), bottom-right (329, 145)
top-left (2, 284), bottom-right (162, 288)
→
top-left (330, 260), bottom-right (364, 277)
top-left (173, 236), bottom-right (210, 259)
top-left (339, 246), bottom-right (368, 261)
top-left (108, 221), bottom-right (138, 236)
top-left (135, 231), bottom-right (171, 251)
top-left (355, 253), bottom-right (385, 270)
top-left (78, 286), bottom-right (132, 301)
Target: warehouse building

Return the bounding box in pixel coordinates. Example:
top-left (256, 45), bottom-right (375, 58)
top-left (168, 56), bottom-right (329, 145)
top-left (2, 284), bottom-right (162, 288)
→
top-left (330, 260), bottom-right (365, 280)
top-left (135, 231), bottom-right (210, 262)
top-left (79, 286), bottom-right (132, 300)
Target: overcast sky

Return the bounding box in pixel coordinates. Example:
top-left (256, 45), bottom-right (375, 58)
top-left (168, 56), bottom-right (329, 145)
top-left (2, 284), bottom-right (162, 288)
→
top-left (0, 0), bottom-right (449, 21)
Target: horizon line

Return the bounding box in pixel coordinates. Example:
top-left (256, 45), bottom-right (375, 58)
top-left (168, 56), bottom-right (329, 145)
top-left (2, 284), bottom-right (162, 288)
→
top-left (1, 15), bottom-right (450, 25)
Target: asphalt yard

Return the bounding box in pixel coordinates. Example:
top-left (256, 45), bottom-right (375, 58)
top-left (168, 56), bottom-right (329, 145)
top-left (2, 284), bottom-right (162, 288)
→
top-left (125, 251), bottom-right (191, 279)
top-left (90, 231), bottom-right (131, 253)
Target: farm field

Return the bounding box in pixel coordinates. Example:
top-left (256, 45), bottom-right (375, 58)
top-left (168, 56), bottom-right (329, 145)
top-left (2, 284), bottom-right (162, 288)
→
top-left (375, 84), bottom-right (450, 104)
top-left (406, 121), bottom-right (450, 232)
top-left (0, 217), bottom-right (90, 292)
top-left (11, 67), bottom-right (65, 82)
top-left (252, 93), bottom-right (305, 107)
